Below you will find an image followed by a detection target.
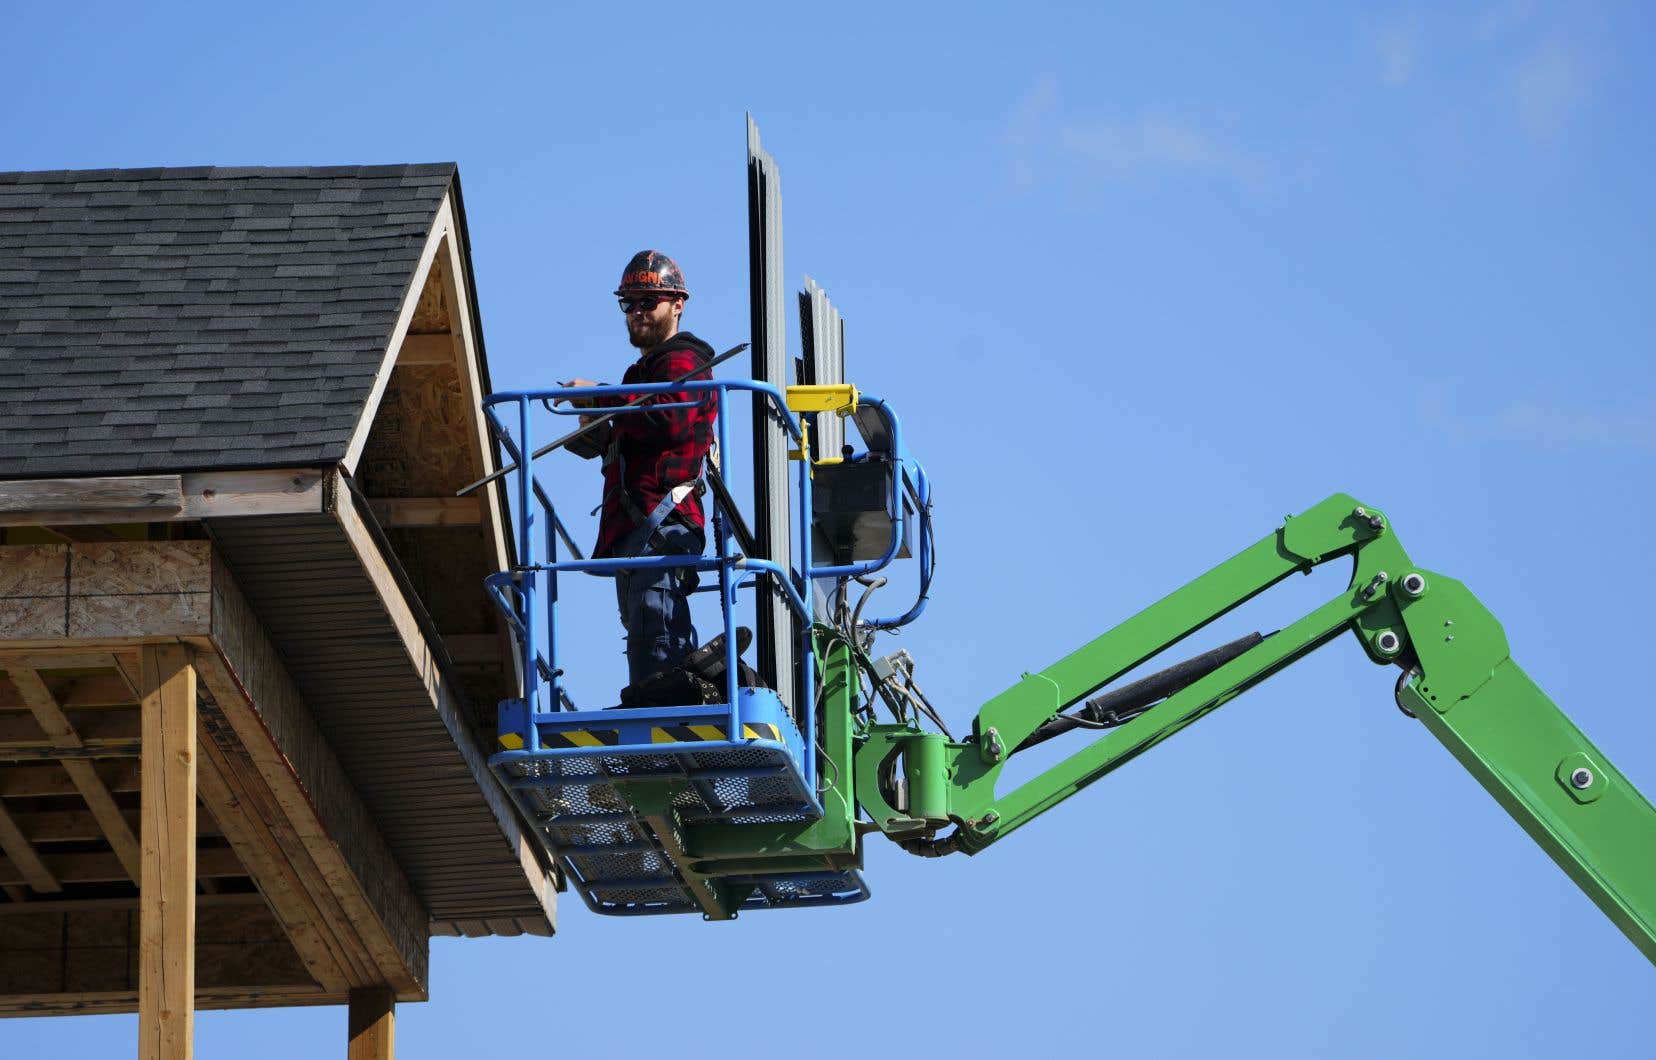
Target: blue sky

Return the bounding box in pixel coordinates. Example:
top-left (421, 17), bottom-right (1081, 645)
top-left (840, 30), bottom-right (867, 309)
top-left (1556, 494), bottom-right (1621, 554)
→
top-left (5, 2), bottom-right (1655, 1057)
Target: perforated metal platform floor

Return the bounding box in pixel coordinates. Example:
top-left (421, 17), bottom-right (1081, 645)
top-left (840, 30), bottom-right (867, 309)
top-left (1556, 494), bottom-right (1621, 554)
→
top-left (492, 690), bottom-right (869, 916)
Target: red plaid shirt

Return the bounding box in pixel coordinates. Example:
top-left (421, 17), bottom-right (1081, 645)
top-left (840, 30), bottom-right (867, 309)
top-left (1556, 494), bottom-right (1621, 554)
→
top-left (592, 333), bottom-right (718, 558)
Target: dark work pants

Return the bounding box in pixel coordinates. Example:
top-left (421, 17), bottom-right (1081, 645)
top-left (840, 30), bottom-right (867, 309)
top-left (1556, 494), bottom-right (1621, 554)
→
top-left (613, 520), bottom-right (702, 690)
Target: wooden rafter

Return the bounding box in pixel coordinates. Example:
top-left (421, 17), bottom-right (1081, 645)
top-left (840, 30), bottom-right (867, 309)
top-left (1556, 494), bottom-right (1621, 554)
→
top-left (192, 657), bottom-right (391, 991)
top-left (0, 669), bottom-right (140, 708)
top-left (8, 664), bottom-right (143, 881)
top-left (365, 495), bottom-right (481, 528)
top-left (0, 802), bottom-right (59, 893)
top-left (0, 708), bottom-right (141, 761)
top-left (0, 760), bottom-right (139, 798)
top-left (0, 891), bottom-right (261, 917)
top-left (195, 712), bottom-right (351, 993)
top-left (0, 847), bottom-right (240, 887)
top-left (0, 807), bottom-right (217, 844)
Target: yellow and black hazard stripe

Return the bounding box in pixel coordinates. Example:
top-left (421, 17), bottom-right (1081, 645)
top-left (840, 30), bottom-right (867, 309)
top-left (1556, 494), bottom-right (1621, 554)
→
top-left (498, 728), bottom-right (623, 751)
top-left (500, 723), bottom-right (783, 751)
top-left (651, 723), bottom-right (782, 745)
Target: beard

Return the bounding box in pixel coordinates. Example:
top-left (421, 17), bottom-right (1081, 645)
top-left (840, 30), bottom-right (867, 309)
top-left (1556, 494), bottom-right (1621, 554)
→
top-left (627, 316), bottom-right (674, 350)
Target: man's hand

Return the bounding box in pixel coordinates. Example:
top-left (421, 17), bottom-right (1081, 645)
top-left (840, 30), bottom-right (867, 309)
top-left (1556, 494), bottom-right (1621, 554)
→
top-left (556, 378), bottom-right (601, 413)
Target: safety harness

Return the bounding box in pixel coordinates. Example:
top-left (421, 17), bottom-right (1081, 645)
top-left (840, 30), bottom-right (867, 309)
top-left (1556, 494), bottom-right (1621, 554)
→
top-left (594, 350), bottom-right (714, 557)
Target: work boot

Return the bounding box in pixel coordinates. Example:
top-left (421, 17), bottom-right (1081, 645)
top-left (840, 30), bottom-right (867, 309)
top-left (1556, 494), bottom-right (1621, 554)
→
top-left (617, 629), bottom-right (758, 708)
top-left (683, 628), bottom-right (763, 692)
top-left (618, 666), bottom-right (718, 709)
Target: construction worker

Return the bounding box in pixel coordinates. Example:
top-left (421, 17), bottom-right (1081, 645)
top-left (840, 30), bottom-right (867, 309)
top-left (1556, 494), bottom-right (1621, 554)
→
top-left (562, 251), bottom-right (718, 701)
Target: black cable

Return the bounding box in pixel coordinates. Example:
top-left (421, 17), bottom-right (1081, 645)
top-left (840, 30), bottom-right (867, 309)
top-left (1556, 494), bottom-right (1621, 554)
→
top-left (1014, 631), bottom-right (1268, 753)
top-left (898, 831), bottom-right (962, 858)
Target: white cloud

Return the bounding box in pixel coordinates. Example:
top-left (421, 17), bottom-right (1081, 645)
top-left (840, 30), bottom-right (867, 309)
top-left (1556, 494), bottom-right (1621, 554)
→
top-left (1476, 0), bottom-right (1536, 40)
top-left (1001, 74), bottom-right (1060, 193)
top-left (1058, 113), bottom-right (1266, 189)
top-left (1376, 18), bottom-right (1420, 86)
top-left (1000, 76), bottom-right (1266, 194)
top-left (1419, 383), bottom-right (1656, 452)
top-left (1513, 39), bottom-right (1590, 143)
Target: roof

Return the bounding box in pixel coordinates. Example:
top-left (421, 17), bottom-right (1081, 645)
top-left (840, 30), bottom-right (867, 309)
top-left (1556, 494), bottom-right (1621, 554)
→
top-left (0, 164), bottom-right (456, 479)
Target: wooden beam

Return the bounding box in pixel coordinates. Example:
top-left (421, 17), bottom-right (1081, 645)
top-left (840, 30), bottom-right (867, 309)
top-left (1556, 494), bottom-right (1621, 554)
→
top-left (139, 643), bottom-right (197, 1060)
top-left (0, 848), bottom-right (241, 887)
top-left (0, 802), bottom-right (59, 893)
top-left (0, 469), bottom-right (325, 529)
top-left (9, 665), bottom-right (144, 880)
top-left (0, 475), bottom-right (183, 527)
top-left (0, 670), bottom-right (139, 708)
top-left (1, 807), bottom-right (216, 845)
top-left (1, 650), bottom-right (133, 673)
top-left (395, 332), bottom-right (454, 366)
top-left (180, 468), bottom-right (326, 521)
top-left (0, 891), bottom-right (262, 917)
top-left (0, 983), bottom-right (340, 1019)
top-left (195, 709), bottom-right (351, 993)
top-left (0, 712), bottom-right (142, 760)
top-left (0, 760), bottom-right (139, 798)
top-left (348, 986), bottom-right (396, 1060)
top-left (365, 495), bottom-right (481, 528)
top-left (201, 560), bottom-right (428, 994)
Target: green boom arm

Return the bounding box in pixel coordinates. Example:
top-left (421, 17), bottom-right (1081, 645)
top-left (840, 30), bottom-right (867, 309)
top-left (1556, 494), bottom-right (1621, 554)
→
top-left (852, 494), bottom-right (1656, 964)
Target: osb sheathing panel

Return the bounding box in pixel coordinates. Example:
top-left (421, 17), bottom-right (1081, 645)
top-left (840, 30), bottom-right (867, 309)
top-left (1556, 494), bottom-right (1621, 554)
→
top-left (408, 255), bottom-right (450, 334)
top-left (0, 545), bottom-right (67, 638)
top-left (360, 364), bottom-right (479, 493)
top-left (0, 542), bottom-right (211, 639)
top-left (70, 541), bottom-right (208, 596)
top-left (0, 545), bottom-right (65, 596)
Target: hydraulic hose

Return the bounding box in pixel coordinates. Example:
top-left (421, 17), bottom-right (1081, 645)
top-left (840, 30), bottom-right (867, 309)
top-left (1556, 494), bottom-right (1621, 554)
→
top-left (1014, 631), bottom-right (1266, 753)
top-left (898, 832), bottom-right (962, 858)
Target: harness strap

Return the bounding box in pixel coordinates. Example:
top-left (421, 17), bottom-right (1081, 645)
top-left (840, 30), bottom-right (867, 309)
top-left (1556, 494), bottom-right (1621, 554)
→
top-left (595, 350), bottom-right (715, 551)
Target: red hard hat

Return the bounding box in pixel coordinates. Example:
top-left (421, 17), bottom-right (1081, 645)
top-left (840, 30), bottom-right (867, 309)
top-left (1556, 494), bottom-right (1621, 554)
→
top-left (614, 249), bottom-right (689, 300)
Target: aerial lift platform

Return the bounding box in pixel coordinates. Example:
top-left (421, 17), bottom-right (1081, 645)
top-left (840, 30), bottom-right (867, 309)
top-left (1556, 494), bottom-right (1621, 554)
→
top-left (469, 121), bottom-right (1656, 963)
top-left (478, 359), bottom-right (906, 917)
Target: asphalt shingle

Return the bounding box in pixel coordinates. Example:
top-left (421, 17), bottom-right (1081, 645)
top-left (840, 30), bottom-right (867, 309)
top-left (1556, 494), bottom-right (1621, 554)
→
top-left (0, 163), bottom-right (455, 478)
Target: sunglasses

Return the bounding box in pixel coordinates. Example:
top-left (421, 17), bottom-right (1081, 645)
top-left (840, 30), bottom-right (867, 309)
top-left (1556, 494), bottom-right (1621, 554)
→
top-left (618, 295), bottom-right (675, 314)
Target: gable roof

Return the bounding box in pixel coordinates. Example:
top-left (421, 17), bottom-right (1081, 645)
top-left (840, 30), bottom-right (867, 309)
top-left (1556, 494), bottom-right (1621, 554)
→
top-left (0, 164), bottom-right (457, 479)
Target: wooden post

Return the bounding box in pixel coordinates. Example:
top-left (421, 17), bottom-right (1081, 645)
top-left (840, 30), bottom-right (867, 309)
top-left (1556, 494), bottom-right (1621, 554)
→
top-left (139, 644), bottom-right (197, 1060)
top-left (348, 986), bottom-right (396, 1059)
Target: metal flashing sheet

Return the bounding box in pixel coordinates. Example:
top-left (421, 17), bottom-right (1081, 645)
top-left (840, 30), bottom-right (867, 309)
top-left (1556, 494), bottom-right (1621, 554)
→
top-left (799, 276), bottom-right (846, 460)
top-left (746, 117), bottom-right (796, 714)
